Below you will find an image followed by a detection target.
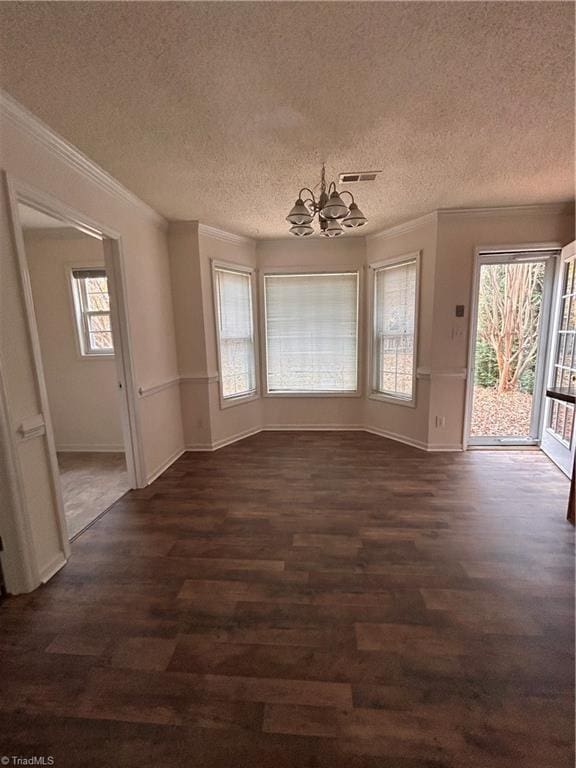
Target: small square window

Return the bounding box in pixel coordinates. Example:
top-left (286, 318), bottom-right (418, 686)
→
top-left (71, 268), bottom-right (114, 356)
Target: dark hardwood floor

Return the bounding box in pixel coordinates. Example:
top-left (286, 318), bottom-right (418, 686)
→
top-left (1, 432), bottom-right (573, 767)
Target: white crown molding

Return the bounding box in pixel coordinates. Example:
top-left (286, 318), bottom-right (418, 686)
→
top-left (368, 212), bottom-right (437, 242)
top-left (437, 202), bottom-right (574, 218)
top-left (198, 223), bottom-right (253, 246)
top-left (0, 89), bottom-right (166, 228)
top-left (368, 201), bottom-right (574, 243)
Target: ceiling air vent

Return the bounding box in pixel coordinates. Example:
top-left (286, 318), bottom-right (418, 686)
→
top-left (339, 171), bottom-right (381, 183)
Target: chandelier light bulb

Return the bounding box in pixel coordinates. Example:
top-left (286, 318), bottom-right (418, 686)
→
top-left (286, 198), bottom-right (313, 225)
top-left (322, 219), bottom-right (344, 237)
top-left (289, 223), bottom-right (314, 237)
top-left (320, 190), bottom-right (350, 220)
top-left (342, 202), bottom-right (368, 228)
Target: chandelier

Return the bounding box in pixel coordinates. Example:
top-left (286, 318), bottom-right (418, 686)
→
top-left (286, 164), bottom-right (367, 237)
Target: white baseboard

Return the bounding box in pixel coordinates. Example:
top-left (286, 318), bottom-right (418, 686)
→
top-left (56, 444), bottom-right (124, 453)
top-left (39, 551), bottom-right (68, 584)
top-left (262, 424), bottom-right (365, 432)
top-left (185, 426), bottom-right (262, 452)
top-left (146, 447), bottom-right (186, 485)
top-left (364, 425), bottom-right (428, 451)
top-left (183, 425), bottom-right (464, 455)
top-left (212, 426), bottom-right (263, 450)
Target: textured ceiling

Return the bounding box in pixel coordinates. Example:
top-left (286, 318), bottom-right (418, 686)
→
top-left (0, 2), bottom-right (574, 239)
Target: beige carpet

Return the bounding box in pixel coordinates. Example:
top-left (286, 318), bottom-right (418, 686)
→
top-left (57, 452), bottom-right (130, 539)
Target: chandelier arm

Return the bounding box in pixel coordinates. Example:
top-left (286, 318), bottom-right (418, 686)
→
top-left (327, 181), bottom-right (337, 196)
top-left (339, 190), bottom-right (355, 205)
top-left (298, 187), bottom-right (316, 204)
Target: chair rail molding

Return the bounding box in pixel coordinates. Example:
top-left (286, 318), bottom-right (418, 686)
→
top-left (416, 367), bottom-right (468, 380)
top-left (180, 372), bottom-right (220, 384)
top-left (138, 377), bottom-right (181, 398)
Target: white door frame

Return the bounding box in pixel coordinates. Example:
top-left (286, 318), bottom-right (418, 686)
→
top-left (541, 240), bottom-right (576, 476)
top-left (4, 173), bottom-right (146, 551)
top-left (463, 242), bottom-right (562, 449)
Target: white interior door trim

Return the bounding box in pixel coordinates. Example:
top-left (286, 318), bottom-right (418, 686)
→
top-left (3, 173), bottom-right (145, 564)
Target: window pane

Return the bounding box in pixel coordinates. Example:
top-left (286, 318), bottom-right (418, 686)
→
top-left (72, 270), bottom-right (114, 355)
top-left (374, 260), bottom-right (417, 399)
top-left (86, 276), bottom-right (109, 293)
top-left (87, 292), bottom-right (110, 311)
top-left (89, 331), bottom-right (113, 351)
top-left (215, 268), bottom-right (256, 398)
top-left (88, 314), bottom-right (111, 332)
top-left (265, 273), bottom-right (358, 393)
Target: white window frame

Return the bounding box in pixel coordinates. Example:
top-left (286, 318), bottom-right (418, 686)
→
top-left (69, 266), bottom-right (115, 358)
top-left (211, 260), bottom-right (260, 409)
top-left (260, 268), bottom-right (361, 397)
top-left (368, 251), bottom-right (420, 407)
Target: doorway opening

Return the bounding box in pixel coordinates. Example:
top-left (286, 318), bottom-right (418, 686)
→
top-left (12, 195), bottom-right (142, 541)
top-left (467, 249), bottom-right (557, 447)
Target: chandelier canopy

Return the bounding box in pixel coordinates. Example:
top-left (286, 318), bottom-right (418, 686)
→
top-left (286, 165), bottom-right (367, 237)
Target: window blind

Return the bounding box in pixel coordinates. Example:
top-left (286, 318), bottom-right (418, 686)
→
top-left (265, 272), bottom-right (359, 393)
top-left (214, 267), bottom-right (256, 399)
top-left (373, 259), bottom-right (417, 399)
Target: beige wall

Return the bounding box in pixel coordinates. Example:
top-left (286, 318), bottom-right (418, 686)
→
top-left (26, 231), bottom-right (124, 451)
top-left (0, 106), bottom-right (183, 593)
top-left (364, 214), bottom-right (438, 448)
top-left (171, 224), bottom-right (262, 449)
top-left (428, 207), bottom-right (575, 449)
top-left (257, 237), bottom-right (366, 429)
top-left (170, 209), bottom-right (574, 452)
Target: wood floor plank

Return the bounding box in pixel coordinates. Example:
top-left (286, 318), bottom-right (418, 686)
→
top-left (0, 432), bottom-right (572, 767)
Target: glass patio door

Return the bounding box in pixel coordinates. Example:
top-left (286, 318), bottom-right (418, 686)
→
top-left (541, 242), bottom-right (576, 477)
top-left (468, 250), bottom-right (557, 446)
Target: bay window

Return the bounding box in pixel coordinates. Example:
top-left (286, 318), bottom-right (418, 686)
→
top-left (213, 264), bottom-right (257, 401)
top-left (264, 272), bottom-right (359, 393)
top-left (372, 255), bottom-right (419, 403)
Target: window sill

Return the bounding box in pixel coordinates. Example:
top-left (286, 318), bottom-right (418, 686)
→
top-left (220, 391), bottom-right (260, 410)
top-left (79, 353), bottom-right (115, 360)
top-left (264, 391), bottom-right (362, 398)
top-left (368, 391), bottom-right (416, 408)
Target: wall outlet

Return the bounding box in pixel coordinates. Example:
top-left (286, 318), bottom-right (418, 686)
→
top-left (435, 415), bottom-right (446, 429)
